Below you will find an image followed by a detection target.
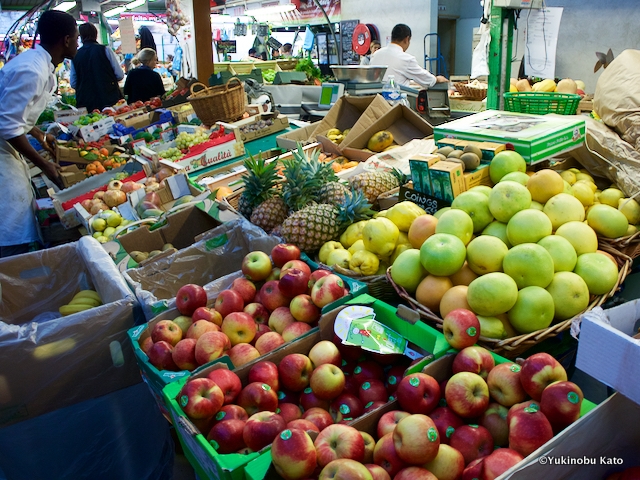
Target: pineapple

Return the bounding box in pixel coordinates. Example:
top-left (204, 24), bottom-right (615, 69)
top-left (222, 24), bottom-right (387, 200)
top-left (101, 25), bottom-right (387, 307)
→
top-left (250, 196), bottom-right (289, 233)
top-left (349, 169), bottom-right (405, 203)
top-left (318, 181), bottom-right (350, 205)
top-left (238, 154), bottom-right (279, 218)
top-left (280, 190), bottom-right (374, 252)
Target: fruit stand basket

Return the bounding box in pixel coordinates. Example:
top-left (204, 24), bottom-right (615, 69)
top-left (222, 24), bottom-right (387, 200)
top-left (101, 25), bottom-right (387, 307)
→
top-left (599, 233), bottom-right (640, 259)
top-left (503, 92), bottom-right (582, 115)
top-left (453, 82), bottom-right (488, 100)
top-left (386, 243), bottom-right (632, 359)
top-left (187, 78), bottom-right (246, 125)
top-left (314, 259), bottom-right (397, 304)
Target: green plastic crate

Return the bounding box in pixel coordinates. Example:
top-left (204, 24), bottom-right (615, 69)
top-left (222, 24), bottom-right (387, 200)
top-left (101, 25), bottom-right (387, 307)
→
top-left (503, 92), bottom-right (582, 115)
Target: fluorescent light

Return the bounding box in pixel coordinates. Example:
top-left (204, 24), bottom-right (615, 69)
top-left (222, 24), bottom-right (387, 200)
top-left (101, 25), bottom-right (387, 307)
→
top-left (125, 0), bottom-right (146, 9)
top-left (54, 1), bottom-right (76, 11)
top-left (104, 5), bottom-right (126, 16)
top-left (247, 3), bottom-right (296, 17)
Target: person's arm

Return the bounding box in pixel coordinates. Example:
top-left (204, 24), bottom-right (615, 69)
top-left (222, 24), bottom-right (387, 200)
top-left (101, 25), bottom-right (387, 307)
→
top-left (403, 56), bottom-right (438, 88)
top-left (69, 61), bottom-right (77, 89)
top-left (8, 134), bottom-right (62, 187)
top-left (106, 47), bottom-right (125, 81)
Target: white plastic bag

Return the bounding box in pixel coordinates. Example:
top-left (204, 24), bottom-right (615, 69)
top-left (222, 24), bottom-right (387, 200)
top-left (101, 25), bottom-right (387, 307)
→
top-left (471, 23), bottom-right (491, 79)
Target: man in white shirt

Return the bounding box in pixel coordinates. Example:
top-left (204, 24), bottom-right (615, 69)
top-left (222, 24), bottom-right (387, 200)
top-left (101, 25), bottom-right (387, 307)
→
top-left (0, 10), bottom-right (78, 257)
top-left (371, 24), bottom-right (448, 88)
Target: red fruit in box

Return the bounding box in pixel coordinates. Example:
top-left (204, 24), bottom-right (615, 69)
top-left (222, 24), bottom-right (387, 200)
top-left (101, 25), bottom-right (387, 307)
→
top-left (352, 360), bottom-right (384, 386)
top-left (271, 243), bottom-right (301, 268)
top-left (176, 284), bottom-right (207, 316)
top-left (207, 419), bottom-right (246, 454)
top-left (207, 369), bottom-right (242, 405)
top-left (214, 289), bottom-right (244, 318)
top-left (396, 373), bottom-right (441, 415)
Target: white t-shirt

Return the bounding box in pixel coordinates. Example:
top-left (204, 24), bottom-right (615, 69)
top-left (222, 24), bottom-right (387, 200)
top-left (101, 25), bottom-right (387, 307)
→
top-left (370, 43), bottom-right (437, 88)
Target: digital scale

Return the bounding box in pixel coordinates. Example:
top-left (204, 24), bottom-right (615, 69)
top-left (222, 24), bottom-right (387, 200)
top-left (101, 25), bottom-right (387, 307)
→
top-left (336, 81), bottom-right (384, 97)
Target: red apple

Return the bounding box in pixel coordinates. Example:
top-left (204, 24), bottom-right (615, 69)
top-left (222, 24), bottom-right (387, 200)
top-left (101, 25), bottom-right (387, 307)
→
top-left (393, 413), bottom-right (440, 464)
top-left (228, 343), bottom-right (260, 367)
top-left (358, 379), bottom-right (388, 405)
top-left (212, 404), bottom-right (249, 424)
top-left (260, 280), bottom-right (290, 312)
top-left (352, 360), bottom-right (384, 386)
top-left (363, 401), bottom-right (387, 415)
top-left (207, 419), bottom-right (246, 454)
top-left (221, 311), bottom-right (257, 345)
top-left (278, 353), bottom-right (313, 392)
top-left (176, 284), bottom-right (208, 316)
top-left (280, 259), bottom-right (311, 278)
top-left (540, 380), bottom-right (584, 432)
top-left (302, 407), bottom-right (334, 431)
top-left (194, 331), bottom-right (231, 365)
top-left (173, 315), bottom-right (194, 333)
top-left (147, 340), bottom-right (178, 371)
top-left (482, 448), bottom-right (524, 480)
top-left (192, 307), bottom-right (223, 327)
top-left (277, 403), bottom-right (302, 424)
top-left (207, 369), bottom-right (242, 405)
top-left (139, 336), bottom-right (154, 355)
top-left (487, 362), bottom-right (527, 407)
top-left (151, 320), bottom-right (182, 346)
top-left (442, 308), bottom-right (481, 350)
top-left (520, 353), bottom-right (568, 401)
top-left (255, 331), bottom-right (286, 355)
top-left (377, 410), bottom-right (411, 438)
top-left (318, 459), bottom-right (373, 480)
top-left (271, 243), bottom-right (301, 268)
top-left (507, 401), bottom-right (554, 457)
top-left (452, 346), bottom-right (495, 380)
top-left (310, 363), bottom-right (346, 400)
top-left (309, 269), bottom-right (332, 289)
top-left (244, 302), bottom-right (270, 324)
top-left (429, 406), bottom-right (464, 445)
top-left (241, 251), bottom-right (273, 281)
top-left (214, 289), bottom-right (245, 319)
top-left (343, 373), bottom-right (360, 397)
top-left (310, 274), bottom-right (347, 308)
top-left (178, 377), bottom-right (224, 420)
top-left (462, 457), bottom-right (485, 480)
top-left (271, 428), bottom-right (317, 480)
top-left (365, 464), bottom-right (391, 480)
top-left (449, 424), bottom-right (494, 465)
top-left (360, 431), bottom-right (376, 464)
top-left (282, 321), bottom-right (313, 342)
top-left (248, 360), bottom-right (279, 391)
top-left (231, 277), bottom-right (257, 304)
top-left (334, 334), bottom-right (366, 363)
top-left (289, 294), bottom-right (321, 324)
top-left (445, 371), bottom-right (490, 418)
top-left (480, 402), bottom-right (510, 447)
top-left (308, 340), bottom-right (341, 368)
top-left (300, 387), bottom-right (331, 411)
top-left (279, 268), bottom-right (311, 298)
top-left (396, 373), bottom-right (441, 415)
top-left (384, 365), bottom-right (405, 395)
top-left (395, 467), bottom-right (437, 480)
top-left (373, 432), bottom-right (408, 477)
top-left (330, 393), bottom-right (365, 423)
top-left (186, 319), bottom-right (220, 340)
top-left (238, 382), bottom-right (278, 416)
top-left (172, 338), bottom-right (198, 370)
top-left (268, 306), bottom-right (296, 334)
top-left (423, 444), bottom-right (466, 480)
top-left (315, 424), bottom-right (365, 467)
top-left (287, 418), bottom-right (320, 433)
top-left (242, 411), bottom-right (286, 451)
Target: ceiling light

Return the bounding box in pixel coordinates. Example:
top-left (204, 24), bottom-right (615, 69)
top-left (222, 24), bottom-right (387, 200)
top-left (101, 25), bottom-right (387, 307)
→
top-left (54, 1), bottom-right (77, 11)
top-left (125, 0), bottom-right (146, 9)
top-left (104, 5), bottom-right (126, 16)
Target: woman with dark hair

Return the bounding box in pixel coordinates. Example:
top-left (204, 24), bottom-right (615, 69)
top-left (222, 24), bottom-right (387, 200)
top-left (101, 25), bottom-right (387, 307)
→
top-left (124, 48), bottom-right (165, 103)
top-left (71, 23), bottom-right (124, 112)
top-left (138, 26), bottom-right (157, 52)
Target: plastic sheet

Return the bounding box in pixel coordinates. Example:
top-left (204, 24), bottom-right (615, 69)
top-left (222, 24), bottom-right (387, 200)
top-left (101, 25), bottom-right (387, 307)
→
top-left (123, 218), bottom-right (280, 319)
top-left (0, 237), bottom-right (144, 427)
top-left (0, 382), bottom-right (174, 480)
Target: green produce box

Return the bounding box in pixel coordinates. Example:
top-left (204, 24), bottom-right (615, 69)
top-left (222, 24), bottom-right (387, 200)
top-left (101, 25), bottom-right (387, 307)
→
top-left (433, 110), bottom-right (585, 165)
top-left (164, 293), bottom-right (446, 480)
top-left (128, 258), bottom-right (367, 409)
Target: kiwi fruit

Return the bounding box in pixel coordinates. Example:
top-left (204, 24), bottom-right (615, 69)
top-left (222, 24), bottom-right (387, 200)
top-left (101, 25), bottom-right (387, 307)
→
top-left (460, 152), bottom-right (481, 171)
top-left (447, 149), bottom-right (464, 159)
top-left (447, 157), bottom-right (466, 171)
top-left (436, 146), bottom-right (454, 157)
top-left (463, 144), bottom-right (484, 159)
top-left (436, 153), bottom-right (447, 161)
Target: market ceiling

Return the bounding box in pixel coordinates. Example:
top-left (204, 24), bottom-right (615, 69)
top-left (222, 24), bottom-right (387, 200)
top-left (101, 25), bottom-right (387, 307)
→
top-left (1, 0), bottom-right (166, 12)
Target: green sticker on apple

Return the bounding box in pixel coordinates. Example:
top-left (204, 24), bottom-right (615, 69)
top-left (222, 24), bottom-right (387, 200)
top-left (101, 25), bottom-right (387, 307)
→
top-left (510, 364), bottom-right (521, 373)
top-left (469, 424), bottom-right (479, 428)
top-left (342, 359), bottom-right (348, 367)
top-left (215, 411), bottom-right (226, 421)
top-left (304, 387), bottom-right (312, 394)
top-left (466, 327), bottom-right (477, 336)
top-left (180, 395), bottom-right (188, 408)
top-left (427, 427), bottom-right (438, 442)
top-left (210, 440), bottom-right (219, 450)
top-left (409, 377), bottom-right (420, 387)
top-left (388, 376), bottom-right (397, 385)
top-left (354, 366), bottom-right (362, 374)
top-left (277, 391), bottom-right (285, 400)
top-left (446, 426), bottom-right (455, 438)
top-left (524, 403), bottom-right (539, 413)
top-left (362, 382), bottom-right (371, 390)
top-left (262, 384), bottom-right (271, 391)
top-left (280, 430), bottom-right (292, 440)
top-left (439, 398), bottom-right (447, 407)
top-left (365, 401), bottom-right (374, 408)
top-left (568, 392), bottom-right (580, 404)
top-left (340, 404), bottom-right (351, 415)
top-left (276, 408), bottom-right (281, 414)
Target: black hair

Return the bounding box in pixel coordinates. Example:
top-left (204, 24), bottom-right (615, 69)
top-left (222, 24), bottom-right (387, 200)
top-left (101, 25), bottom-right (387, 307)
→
top-left (248, 48), bottom-right (257, 55)
top-left (79, 23), bottom-right (98, 43)
top-left (138, 26), bottom-right (156, 52)
top-left (282, 43), bottom-right (292, 53)
top-left (38, 10), bottom-right (77, 46)
top-left (391, 24), bottom-right (412, 43)
top-left (260, 52), bottom-right (267, 61)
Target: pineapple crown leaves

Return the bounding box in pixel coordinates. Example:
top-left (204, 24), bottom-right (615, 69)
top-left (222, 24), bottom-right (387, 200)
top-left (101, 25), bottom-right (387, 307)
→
top-left (240, 152), bottom-right (281, 206)
top-left (336, 189), bottom-right (375, 231)
top-left (281, 157), bottom-right (322, 211)
top-left (390, 168), bottom-right (407, 184)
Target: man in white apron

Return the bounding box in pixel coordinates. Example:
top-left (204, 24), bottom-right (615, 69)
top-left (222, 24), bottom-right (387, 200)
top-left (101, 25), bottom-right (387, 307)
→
top-left (0, 10), bottom-right (78, 257)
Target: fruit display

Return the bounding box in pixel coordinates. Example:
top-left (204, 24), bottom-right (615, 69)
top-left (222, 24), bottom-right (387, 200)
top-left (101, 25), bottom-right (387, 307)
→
top-left (239, 118), bottom-right (275, 136)
top-left (59, 290), bottom-right (103, 316)
top-left (509, 77), bottom-right (586, 97)
top-left (367, 130), bottom-right (395, 152)
top-left (324, 127), bottom-right (349, 145)
top-left (72, 113), bottom-right (106, 126)
top-left (128, 243), bottom-right (174, 263)
top-left (138, 245), bottom-right (350, 373)
top-left (156, 147), bottom-right (184, 162)
top-left (175, 129), bottom-right (211, 150)
top-left (90, 209), bottom-right (131, 243)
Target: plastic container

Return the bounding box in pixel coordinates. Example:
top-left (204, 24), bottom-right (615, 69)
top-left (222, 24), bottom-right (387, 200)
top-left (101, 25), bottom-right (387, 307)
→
top-left (381, 75), bottom-right (401, 105)
top-left (503, 92), bottom-right (582, 115)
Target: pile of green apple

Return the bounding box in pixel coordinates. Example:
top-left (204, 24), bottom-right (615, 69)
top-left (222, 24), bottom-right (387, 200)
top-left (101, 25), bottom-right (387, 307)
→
top-left (390, 149), bottom-right (622, 340)
top-left (91, 210), bottom-right (130, 243)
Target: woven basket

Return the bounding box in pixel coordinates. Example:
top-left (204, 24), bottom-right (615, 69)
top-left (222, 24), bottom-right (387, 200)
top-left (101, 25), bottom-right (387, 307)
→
top-left (187, 78), bottom-right (246, 125)
top-left (454, 82), bottom-right (488, 100)
top-left (387, 243), bottom-right (632, 359)
top-left (599, 233), bottom-right (640, 259)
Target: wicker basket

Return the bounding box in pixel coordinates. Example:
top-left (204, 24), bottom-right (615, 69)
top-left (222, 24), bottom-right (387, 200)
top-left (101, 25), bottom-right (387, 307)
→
top-left (599, 233), bottom-right (640, 259)
top-left (387, 243), bottom-right (632, 359)
top-left (454, 82), bottom-right (488, 100)
top-left (187, 78), bottom-right (246, 125)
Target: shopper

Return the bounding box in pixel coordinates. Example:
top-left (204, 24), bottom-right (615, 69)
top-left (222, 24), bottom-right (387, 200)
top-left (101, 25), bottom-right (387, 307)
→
top-left (138, 26), bottom-right (157, 52)
top-left (123, 48), bottom-right (165, 103)
top-left (360, 40), bottom-right (381, 65)
top-left (0, 10), bottom-right (78, 257)
top-left (371, 24), bottom-right (448, 88)
top-left (70, 23), bottom-right (124, 113)
top-left (281, 43), bottom-right (293, 58)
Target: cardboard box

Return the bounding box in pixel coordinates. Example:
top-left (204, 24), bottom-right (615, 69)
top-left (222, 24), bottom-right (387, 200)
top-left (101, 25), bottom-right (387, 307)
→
top-left (68, 116), bottom-right (116, 143)
top-left (59, 165), bottom-right (87, 188)
top-left (221, 113), bottom-right (290, 143)
top-left (342, 105), bottom-right (434, 162)
top-left (434, 110), bottom-right (585, 165)
top-left (435, 138), bottom-right (507, 161)
top-left (409, 153), bottom-right (440, 195)
top-left (55, 143), bottom-right (124, 165)
top-left (575, 302), bottom-right (640, 405)
top-left (114, 106), bottom-right (149, 126)
top-left (463, 162), bottom-right (492, 190)
top-left (276, 121), bottom-right (322, 150)
top-left (53, 107), bottom-right (88, 124)
top-left (429, 160), bottom-right (466, 201)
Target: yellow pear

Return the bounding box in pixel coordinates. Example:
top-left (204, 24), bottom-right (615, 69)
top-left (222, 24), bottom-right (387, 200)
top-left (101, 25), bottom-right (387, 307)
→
top-left (560, 170), bottom-right (577, 185)
top-left (319, 241), bottom-right (344, 264)
top-left (572, 182), bottom-right (595, 207)
top-left (339, 221), bottom-right (367, 248)
top-left (599, 188), bottom-right (625, 207)
top-left (619, 198), bottom-right (640, 224)
top-left (362, 217), bottom-right (400, 258)
top-left (348, 239), bottom-right (366, 255)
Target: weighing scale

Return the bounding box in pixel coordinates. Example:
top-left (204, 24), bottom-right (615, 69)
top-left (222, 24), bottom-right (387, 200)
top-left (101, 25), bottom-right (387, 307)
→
top-left (336, 81), bottom-right (384, 97)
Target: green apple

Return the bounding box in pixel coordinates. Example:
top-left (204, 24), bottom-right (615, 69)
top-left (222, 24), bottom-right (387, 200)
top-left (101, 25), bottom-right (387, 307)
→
top-left (91, 217), bottom-right (107, 232)
top-left (435, 209), bottom-right (474, 245)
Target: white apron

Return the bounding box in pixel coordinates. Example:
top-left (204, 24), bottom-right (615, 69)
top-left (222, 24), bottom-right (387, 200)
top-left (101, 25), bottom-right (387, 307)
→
top-left (0, 139), bottom-right (39, 246)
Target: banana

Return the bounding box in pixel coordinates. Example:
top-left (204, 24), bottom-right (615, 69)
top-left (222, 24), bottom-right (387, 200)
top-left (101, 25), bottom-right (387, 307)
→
top-left (59, 304), bottom-right (94, 316)
top-left (69, 297), bottom-right (101, 308)
top-left (72, 290), bottom-right (102, 303)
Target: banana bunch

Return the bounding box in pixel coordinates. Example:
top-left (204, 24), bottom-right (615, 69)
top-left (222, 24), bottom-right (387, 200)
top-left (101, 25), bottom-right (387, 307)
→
top-left (59, 290), bottom-right (103, 316)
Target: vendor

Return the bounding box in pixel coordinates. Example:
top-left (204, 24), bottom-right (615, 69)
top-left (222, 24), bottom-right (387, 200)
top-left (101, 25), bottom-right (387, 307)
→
top-left (123, 48), bottom-right (165, 103)
top-left (281, 43), bottom-right (293, 58)
top-left (371, 24), bottom-right (448, 88)
top-left (360, 40), bottom-right (380, 66)
top-left (0, 10), bottom-right (78, 257)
